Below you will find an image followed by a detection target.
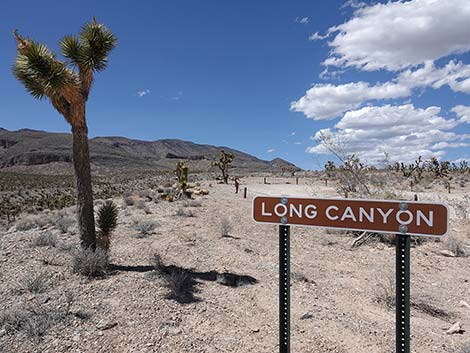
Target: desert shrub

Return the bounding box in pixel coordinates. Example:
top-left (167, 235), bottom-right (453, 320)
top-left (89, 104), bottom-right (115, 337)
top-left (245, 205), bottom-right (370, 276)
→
top-left (446, 237), bottom-right (469, 257)
top-left (133, 221), bottom-right (158, 238)
top-left (17, 272), bottom-right (50, 294)
top-left (458, 342), bottom-right (470, 353)
top-left (151, 254), bottom-right (198, 303)
top-left (39, 252), bottom-right (62, 266)
top-left (163, 268), bottom-right (194, 302)
top-left (0, 300), bottom-right (86, 341)
top-left (136, 199), bottom-right (146, 210)
top-left (220, 217), bottom-right (232, 237)
top-left (375, 273), bottom-right (395, 309)
top-left (182, 199), bottom-right (202, 208)
top-left (123, 192), bottom-right (136, 206)
top-left (16, 216), bottom-right (38, 231)
top-left (33, 233), bottom-right (57, 247)
top-left (71, 248), bottom-right (109, 277)
top-left (176, 208), bottom-right (194, 217)
top-left (55, 217), bottom-right (75, 234)
top-left (96, 201), bottom-right (118, 252)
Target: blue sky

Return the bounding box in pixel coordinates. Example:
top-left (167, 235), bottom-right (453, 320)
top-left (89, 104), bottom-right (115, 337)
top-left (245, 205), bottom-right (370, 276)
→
top-left (1, 0), bottom-right (469, 170)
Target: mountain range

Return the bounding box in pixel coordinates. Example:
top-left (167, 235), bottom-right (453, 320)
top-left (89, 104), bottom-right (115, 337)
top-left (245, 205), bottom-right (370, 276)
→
top-left (0, 128), bottom-right (300, 174)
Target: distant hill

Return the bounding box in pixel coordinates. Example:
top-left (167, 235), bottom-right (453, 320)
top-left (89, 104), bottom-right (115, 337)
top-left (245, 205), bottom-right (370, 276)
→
top-left (0, 128), bottom-right (300, 174)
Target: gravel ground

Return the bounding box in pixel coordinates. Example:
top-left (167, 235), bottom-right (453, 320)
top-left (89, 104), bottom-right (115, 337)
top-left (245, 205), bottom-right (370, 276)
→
top-left (0, 176), bottom-right (469, 353)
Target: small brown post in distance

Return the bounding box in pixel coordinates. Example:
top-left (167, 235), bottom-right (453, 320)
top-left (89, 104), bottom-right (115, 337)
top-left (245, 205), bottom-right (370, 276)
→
top-left (296, 177), bottom-right (299, 185)
top-left (410, 180), bottom-right (413, 191)
top-left (234, 178), bottom-right (239, 194)
top-left (448, 181), bottom-right (451, 194)
top-left (325, 179), bottom-right (328, 186)
top-left (414, 194), bottom-right (418, 201)
top-left (243, 187), bottom-right (247, 199)
top-left (264, 177), bottom-right (267, 184)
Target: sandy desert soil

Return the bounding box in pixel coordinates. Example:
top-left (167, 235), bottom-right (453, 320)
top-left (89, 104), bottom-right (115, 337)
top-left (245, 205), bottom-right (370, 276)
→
top-left (0, 176), bottom-right (469, 353)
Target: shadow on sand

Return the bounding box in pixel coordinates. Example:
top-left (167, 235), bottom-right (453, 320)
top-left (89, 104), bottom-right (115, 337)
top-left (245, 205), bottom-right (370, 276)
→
top-left (109, 263), bottom-right (257, 304)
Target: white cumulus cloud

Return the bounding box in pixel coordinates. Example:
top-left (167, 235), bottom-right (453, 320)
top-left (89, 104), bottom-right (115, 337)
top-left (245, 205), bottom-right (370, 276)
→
top-left (307, 104), bottom-right (467, 164)
top-left (452, 105), bottom-right (470, 123)
top-left (323, 0), bottom-right (470, 71)
top-left (291, 81), bottom-right (410, 120)
top-left (292, 60), bottom-right (470, 120)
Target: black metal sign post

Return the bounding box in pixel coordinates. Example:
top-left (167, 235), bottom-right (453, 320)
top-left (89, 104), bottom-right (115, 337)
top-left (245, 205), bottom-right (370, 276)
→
top-left (279, 224), bottom-right (290, 353)
top-left (396, 233), bottom-right (411, 353)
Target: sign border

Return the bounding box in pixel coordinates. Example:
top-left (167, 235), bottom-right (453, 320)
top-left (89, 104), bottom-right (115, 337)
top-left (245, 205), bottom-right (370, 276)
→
top-left (252, 195), bottom-right (449, 237)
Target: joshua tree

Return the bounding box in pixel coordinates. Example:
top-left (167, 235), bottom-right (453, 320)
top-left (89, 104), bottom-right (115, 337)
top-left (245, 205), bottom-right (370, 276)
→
top-left (324, 160), bottom-right (336, 179)
top-left (175, 161), bottom-right (189, 198)
top-left (96, 200), bottom-right (118, 252)
top-left (211, 150), bottom-right (234, 184)
top-left (12, 19), bottom-right (117, 249)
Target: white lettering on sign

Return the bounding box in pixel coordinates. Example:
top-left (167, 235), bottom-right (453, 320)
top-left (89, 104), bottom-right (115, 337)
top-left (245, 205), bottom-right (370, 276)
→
top-left (274, 204), bottom-right (288, 217)
top-left (305, 205), bottom-right (317, 219)
top-left (377, 208), bottom-right (394, 224)
top-left (359, 207), bottom-right (374, 223)
top-left (326, 205), bottom-right (339, 220)
top-left (417, 210), bottom-right (433, 227)
top-left (341, 206), bottom-right (356, 222)
top-left (396, 210), bottom-right (413, 225)
top-left (262, 202), bottom-right (272, 216)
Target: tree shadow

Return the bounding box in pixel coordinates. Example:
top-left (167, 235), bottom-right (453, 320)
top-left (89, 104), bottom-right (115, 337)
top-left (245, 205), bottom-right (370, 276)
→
top-left (109, 262), bottom-right (257, 304)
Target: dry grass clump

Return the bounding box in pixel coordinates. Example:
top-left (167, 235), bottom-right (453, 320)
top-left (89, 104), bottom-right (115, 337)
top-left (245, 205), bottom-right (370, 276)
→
top-left (220, 217), bottom-right (232, 237)
top-left (182, 199), bottom-right (202, 208)
top-left (133, 221), bottom-right (158, 238)
top-left (15, 216), bottom-right (39, 231)
top-left (374, 273), bottom-right (395, 309)
top-left (33, 233), bottom-right (57, 247)
top-left (71, 248), bottom-right (109, 277)
top-left (458, 342), bottom-right (470, 353)
top-left (151, 255), bottom-right (199, 303)
top-left (135, 199), bottom-right (146, 210)
top-left (55, 216), bottom-right (75, 234)
top-left (17, 272), bottom-right (51, 294)
top-left (0, 294), bottom-right (89, 341)
top-left (446, 237), bottom-right (469, 257)
top-left (176, 208), bottom-right (195, 217)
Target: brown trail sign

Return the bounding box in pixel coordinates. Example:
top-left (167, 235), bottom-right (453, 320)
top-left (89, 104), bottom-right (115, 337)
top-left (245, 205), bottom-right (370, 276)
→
top-left (253, 196), bottom-right (448, 237)
top-left (252, 196), bottom-right (449, 353)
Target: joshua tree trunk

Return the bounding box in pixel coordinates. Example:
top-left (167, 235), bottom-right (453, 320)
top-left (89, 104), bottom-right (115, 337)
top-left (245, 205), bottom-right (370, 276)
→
top-left (222, 169), bottom-right (228, 184)
top-left (71, 108), bottom-right (96, 249)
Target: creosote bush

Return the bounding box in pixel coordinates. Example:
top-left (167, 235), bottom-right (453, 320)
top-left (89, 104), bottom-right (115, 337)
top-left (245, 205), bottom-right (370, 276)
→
top-left (71, 248), bottom-right (109, 277)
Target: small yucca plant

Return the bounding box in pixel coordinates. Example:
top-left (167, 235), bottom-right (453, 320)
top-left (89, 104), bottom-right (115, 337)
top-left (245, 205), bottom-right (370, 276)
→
top-left (96, 201), bottom-right (118, 251)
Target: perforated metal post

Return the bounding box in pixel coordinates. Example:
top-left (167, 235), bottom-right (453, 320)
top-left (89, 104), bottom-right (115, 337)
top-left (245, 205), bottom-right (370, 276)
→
top-left (396, 234), bottom-right (411, 353)
top-left (279, 224), bottom-right (290, 353)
